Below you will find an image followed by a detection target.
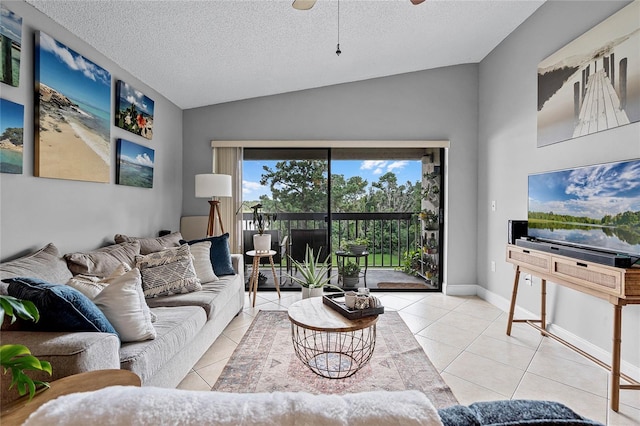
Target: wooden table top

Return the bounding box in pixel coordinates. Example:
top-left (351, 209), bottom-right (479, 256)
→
top-left (288, 297), bottom-right (378, 332)
top-left (1, 369), bottom-right (141, 426)
top-left (246, 249), bottom-right (276, 257)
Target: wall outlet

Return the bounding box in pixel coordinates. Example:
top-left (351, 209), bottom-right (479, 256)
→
top-left (491, 200), bottom-right (497, 212)
top-left (524, 274), bottom-right (532, 285)
top-left (490, 260), bottom-right (496, 272)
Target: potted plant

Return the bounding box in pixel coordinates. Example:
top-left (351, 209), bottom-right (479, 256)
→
top-left (420, 209), bottom-right (439, 230)
top-left (342, 237), bottom-right (369, 255)
top-left (0, 295), bottom-right (52, 400)
top-left (287, 245), bottom-right (341, 298)
top-left (251, 203), bottom-right (277, 253)
top-left (340, 261), bottom-right (361, 287)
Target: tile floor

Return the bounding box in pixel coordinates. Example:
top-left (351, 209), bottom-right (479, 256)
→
top-left (177, 291), bottom-right (640, 426)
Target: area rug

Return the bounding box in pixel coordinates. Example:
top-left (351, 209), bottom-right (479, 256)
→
top-left (212, 310), bottom-right (458, 409)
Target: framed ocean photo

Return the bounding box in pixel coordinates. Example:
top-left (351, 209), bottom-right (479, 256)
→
top-left (115, 80), bottom-right (154, 140)
top-left (0, 5), bottom-right (22, 87)
top-left (0, 98), bottom-right (24, 173)
top-left (116, 139), bottom-right (154, 188)
top-left (35, 31), bottom-right (111, 183)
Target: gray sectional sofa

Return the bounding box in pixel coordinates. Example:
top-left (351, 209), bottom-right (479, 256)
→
top-left (0, 229), bottom-right (244, 406)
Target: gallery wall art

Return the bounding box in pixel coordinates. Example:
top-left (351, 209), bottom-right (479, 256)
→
top-left (115, 80), bottom-right (154, 140)
top-left (35, 31), bottom-right (111, 183)
top-left (537, 0), bottom-right (639, 147)
top-left (0, 5), bottom-right (22, 87)
top-left (116, 139), bottom-right (155, 188)
top-left (0, 98), bottom-right (24, 173)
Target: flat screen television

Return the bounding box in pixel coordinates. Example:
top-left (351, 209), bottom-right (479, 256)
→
top-left (527, 158), bottom-right (640, 263)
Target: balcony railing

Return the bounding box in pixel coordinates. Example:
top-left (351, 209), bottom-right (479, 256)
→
top-left (242, 212), bottom-right (421, 268)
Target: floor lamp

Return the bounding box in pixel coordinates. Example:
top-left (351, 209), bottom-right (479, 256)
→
top-left (195, 174), bottom-right (232, 237)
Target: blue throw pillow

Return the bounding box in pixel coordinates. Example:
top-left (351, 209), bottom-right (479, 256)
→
top-left (181, 233), bottom-right (235, 276)
top-left (4, 277), bottom-right (118, 335)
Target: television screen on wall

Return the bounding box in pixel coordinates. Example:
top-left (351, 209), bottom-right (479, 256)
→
top-left (527, 159), bottom-right (640, 259)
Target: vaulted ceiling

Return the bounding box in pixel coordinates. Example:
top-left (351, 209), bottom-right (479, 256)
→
top-left (26, 0), bottom-right (545, 109)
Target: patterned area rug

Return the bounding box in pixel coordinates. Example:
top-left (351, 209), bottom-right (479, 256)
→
top-left (212, 310), bottom-right (458, 409)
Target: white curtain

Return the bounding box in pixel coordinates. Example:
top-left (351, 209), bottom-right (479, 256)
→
top-left (214, 146), bottom-right (243, 253)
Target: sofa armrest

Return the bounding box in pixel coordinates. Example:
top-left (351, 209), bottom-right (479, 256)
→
top-left (230, 254), bottom-right (244, 283)
top-left (0, 331), bottom-right (121, 406)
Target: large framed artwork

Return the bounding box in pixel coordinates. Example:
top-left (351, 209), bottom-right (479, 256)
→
top-left (35, 31), bottom-right (111, 183)
top-left (116, 139), bottom-right (155, 188)
top-left (537, 0), bottom-right (639, 147)
top-left (0, 98), bottom-right (24, 173)
top-left (0, 5), bottom-right (21, 87)
top-left (115, 80), bottom-right (154, 140)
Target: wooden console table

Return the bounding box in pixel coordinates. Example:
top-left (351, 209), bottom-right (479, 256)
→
top-left (505, 244), bottom-right (640, 412)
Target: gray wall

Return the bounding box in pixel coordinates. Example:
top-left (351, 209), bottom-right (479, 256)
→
top-left (182, 64), bottom-right (480, 289)
top-left (0, 1), bottom-right (183, 260)
top-left (478, 1), bottom-right (640, 369)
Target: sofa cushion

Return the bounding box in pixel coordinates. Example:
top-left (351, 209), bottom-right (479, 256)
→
top-left (92, 267), bottom-right (156, 343)
top-left (0, 243), bottom-right (73, 293)
top-left (4, 277), bottom-right (117, 335)
top-left (135, 245), bottom-right (201, 298)
top-left (114, 232), bottom-right (183, 255)
top-left (64, 242), bottom-right (140, 277)
top-left (181, 233), bottom-right (235, 276)
top-left (119, 305), bottom-right (206, 383)
top-left (190, 241), bottom-right (218, 283)
top-left (145, 274), bottom-right (241, 319)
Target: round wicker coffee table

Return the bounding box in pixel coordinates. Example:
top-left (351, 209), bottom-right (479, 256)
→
top-left (287, 297), bottom-right (378, 379)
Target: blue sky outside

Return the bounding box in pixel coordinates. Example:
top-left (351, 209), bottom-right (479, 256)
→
top-left (118, 139), bottom-right (154, 168)
top-left (0, 98), bottom-right (24, 132)
top-left (243, 159), bottom-right (421, 201)
top-left (528, 159), bottom-right (640, 220)
top-left (37, 32), bottom-right (110, 114)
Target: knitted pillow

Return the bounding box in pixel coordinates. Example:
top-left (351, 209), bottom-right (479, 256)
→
top-left (135, 244), bottom-right (201, 298)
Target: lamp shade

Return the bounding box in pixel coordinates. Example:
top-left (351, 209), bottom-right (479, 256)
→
top-left (195, 174), bottom-right (232, 198)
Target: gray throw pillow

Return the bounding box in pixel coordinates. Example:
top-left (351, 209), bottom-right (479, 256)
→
top-left (64, 241), bottom-right (140, 277)
top-left (114, 232), bottom-right (183, 255)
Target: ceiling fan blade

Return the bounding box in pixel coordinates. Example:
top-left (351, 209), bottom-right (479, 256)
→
top-left (292, 0), bottom-right (317, 10)
top-left (410, 0), bottom-right (426, 4)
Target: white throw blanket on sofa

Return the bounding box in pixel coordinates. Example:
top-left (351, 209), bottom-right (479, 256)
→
top-left (24, 386), bottom-right (443, 426)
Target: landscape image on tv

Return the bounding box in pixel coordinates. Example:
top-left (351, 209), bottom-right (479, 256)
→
top-left (528, 159), bottom-right (640, 258)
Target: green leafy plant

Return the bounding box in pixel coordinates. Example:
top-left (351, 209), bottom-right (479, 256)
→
top-left (251, 203), bottom-right (277, 235)
top-left (287, 245), bottom-right (341, 290)
top-left (340, 261), bottom-right (361, 277)
top-left (0, 295), bottom-right (52, 400)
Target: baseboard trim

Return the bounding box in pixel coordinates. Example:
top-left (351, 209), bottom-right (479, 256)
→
top-left (478, 285), bottom-right (640, 383)
top-left (442, 283), bottom-right (477, 296)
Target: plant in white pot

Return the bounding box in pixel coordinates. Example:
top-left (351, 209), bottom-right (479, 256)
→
top-left (251, 203), bottom-right (277, 253)
top-left (287, 245), bottom-right (341, 298)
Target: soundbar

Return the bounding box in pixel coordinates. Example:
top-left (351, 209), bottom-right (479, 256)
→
top-left (515, 238), bottom-right (633, 268)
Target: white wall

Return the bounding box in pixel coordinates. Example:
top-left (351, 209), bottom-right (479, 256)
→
top-left (479, 1), bottom-right (640, 371)
top-left (182, 64), bottom-right (480, 289)
top-left (0, 1), bottom-right (183, 260)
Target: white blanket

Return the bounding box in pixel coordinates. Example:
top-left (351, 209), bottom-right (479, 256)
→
top-left (24, 386), bottom-right (443, 426)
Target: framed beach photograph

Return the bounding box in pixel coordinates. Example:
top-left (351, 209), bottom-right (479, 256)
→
top-left (116, 139), bottom-right (155, 188)
top-left (537, 0), bottom-right (640, 147)
top-left (35, 31), bottom-right (111, 183)
top-left (0, 4), bottom-right (22, 87)
top-left (115, 80), bottom-right (154, 140)
top-left (0, 98), bottom-right (24, 173)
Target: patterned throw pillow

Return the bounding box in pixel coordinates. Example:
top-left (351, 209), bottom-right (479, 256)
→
top-left (136, 244), bottom-right (202, 298)
top-left (114, 232), bottom-right (183, 255)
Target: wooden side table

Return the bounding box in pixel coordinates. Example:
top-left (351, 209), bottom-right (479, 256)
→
top-left (246, 249), bottom-right (281, 307)
top-left (0, 369), bottom-right (141, 426)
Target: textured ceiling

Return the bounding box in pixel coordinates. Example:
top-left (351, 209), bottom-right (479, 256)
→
top-left (26, 0), bottom-right (545, 110)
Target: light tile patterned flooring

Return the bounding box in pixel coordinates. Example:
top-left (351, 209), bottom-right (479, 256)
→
top-left (177, 291), bottom-right (640, 426)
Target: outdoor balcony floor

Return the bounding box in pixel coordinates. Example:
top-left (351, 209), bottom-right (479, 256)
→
top-left (244, 265), bottom-right (439, 292)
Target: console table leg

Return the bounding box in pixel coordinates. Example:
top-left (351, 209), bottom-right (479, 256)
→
top-left (507, 266), bottom-right (520, 336)
top-left (611, 304), bottom-right (622, 412)
top-left (540, 279), bottom-right (547, 334)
